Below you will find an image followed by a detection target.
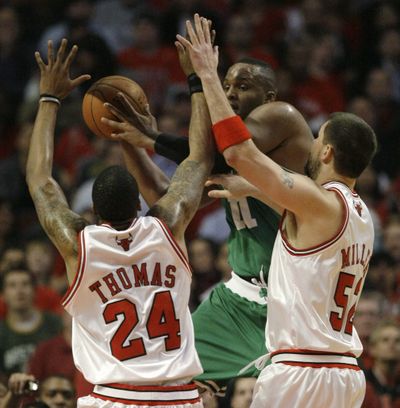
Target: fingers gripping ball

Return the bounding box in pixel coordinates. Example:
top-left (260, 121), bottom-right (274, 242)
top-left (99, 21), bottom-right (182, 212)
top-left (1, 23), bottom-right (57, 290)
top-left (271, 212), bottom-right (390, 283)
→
top-left (82, 75), bottom-right (148, 139)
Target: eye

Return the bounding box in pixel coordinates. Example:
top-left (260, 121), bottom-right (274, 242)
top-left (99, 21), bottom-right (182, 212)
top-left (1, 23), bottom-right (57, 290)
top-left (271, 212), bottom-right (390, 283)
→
top-left (239, 84), bottom-right (248, 91)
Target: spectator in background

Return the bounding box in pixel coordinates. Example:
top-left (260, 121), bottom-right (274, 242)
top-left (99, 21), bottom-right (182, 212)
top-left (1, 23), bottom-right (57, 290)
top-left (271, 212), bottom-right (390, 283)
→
top-left (0, 6), bottom-right (34, 120)
top-left (91, 0), bottom-right (143, 53)
top-left (0, 242), bottom-right (62, 320)
top-left (188, 237), bottom-right (219, 308)
top-left (364, 68), bottom-right (400, 178)
top-left (362, 321), bottom-right (400, 408)
top-left (28, 312), bottom-right (92, 398)
top-left (356, 165), bottom-right (384, 250)
top-left (364, 252), bottom-right (398, 311)
top-left (220, 14), bottom-right (278, 71)
top-left (1, 373), bottom-right (76, 408)
top-left (293, 32), bottom-right (345, 132)
top-left (198, 241), bottom-right (231, 303)
top-left (118, 9), bottom-right (186, 114)
top-left (36, 0), bottom-right (106, 57)
top-left (25, 237), bottom-right (55, 287)
top-left (0, 201), bottom-right (17, 256)
top-left (382, 216), bottom-right (400, 263)
top-left (376, 28), bottom-right (400, 102)
top-left (222, 376), bottom-right (257, 408)
top-left (24, 235), bottom-right (65, 299)
top-left (160, 0), bottom-right (222, 47)
top-left (0, 264), bottom-right (61, 377)
top-left (0, 122), bottom-right (35, 234)
top-left (354, 291), bottom-right (385, 370)
top-left (0, 246), bottom-right (24, 275)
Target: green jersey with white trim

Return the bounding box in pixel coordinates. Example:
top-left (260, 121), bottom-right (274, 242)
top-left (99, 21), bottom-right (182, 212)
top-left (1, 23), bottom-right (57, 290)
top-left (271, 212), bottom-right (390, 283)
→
top-left (223, 196), bottom-right (280, 282)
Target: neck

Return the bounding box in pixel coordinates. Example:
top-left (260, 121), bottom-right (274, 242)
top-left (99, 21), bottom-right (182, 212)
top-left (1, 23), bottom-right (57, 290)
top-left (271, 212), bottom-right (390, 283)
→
top-left (316, 169), bottom-right (356, 190)
top-left (8, 307), bottom-right (36, 321)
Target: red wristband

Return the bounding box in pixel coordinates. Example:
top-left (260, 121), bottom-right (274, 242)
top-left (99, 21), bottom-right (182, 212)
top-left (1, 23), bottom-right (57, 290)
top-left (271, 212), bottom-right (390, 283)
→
top-left (212, 115), bottom-right (251, 153)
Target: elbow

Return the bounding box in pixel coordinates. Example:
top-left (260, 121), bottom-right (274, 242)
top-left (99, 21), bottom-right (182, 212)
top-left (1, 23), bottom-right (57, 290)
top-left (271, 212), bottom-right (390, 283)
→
top-left (223, 145), bottom-right (241, 170)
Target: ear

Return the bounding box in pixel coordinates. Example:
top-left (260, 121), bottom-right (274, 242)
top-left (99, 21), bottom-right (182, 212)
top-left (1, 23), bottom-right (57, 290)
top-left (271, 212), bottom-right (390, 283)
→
top-left (321, 144), bottom-right (334, 164)
top-left (136, 200), bottom-right (142, 211)
top-left (264, 91), bottom-right (276, 103)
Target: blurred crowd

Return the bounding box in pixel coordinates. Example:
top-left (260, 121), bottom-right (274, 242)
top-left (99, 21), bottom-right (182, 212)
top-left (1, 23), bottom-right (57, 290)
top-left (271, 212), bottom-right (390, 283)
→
top-left (0, 0), bottom-right (400, 407)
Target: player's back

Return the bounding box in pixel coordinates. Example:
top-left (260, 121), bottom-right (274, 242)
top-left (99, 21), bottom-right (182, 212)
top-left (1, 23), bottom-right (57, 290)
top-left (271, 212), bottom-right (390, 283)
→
top-left (62, 216), bottom-right (202, 385)
top-left (266, 181), bottom-right (374, 357)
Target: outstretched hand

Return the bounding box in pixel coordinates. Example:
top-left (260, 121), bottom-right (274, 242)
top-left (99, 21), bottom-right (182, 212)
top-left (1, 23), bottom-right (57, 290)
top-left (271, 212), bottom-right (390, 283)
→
top-left (35, 38), bottom-right (91, 99)
top-left (102, 92), bottom-right (158, 150)
top-left (206, 174), bottom-right (260, 200)
top-left (176, 14), bottom-right (219, 79)
top-left (175, 19), bottom-right (216, 77)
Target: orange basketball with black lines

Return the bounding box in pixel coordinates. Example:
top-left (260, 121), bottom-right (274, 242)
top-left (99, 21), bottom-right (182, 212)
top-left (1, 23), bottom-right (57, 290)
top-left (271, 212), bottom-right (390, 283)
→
top-left (82, 75), bottom-right (148, 139)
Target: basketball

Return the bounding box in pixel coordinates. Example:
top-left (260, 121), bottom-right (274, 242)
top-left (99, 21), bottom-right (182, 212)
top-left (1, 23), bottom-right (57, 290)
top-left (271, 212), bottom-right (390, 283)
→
top-left (82, 75), bottom-right (148, 139)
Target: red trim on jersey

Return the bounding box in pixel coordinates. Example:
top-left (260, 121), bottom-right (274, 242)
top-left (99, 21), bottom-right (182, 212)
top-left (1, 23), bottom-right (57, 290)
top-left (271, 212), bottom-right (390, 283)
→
top-left (280, 186), bottom-right (349, 256)
top-left (62, 230), bottom-right (86, 306)
top-left (100, 218), bottom-right (138, 230)
top-left (154, 218), bottom-right (192, 275)
top-left (90, 392), bottom-right (201, 406)
top-left (323, 181), bottom-right (359, 197)
top-left (270, 348), bottom-right (356, 358)
top-left (278, 361), bottom-right (361, 371)
top-left (103, 382), bottom-right (198, 392)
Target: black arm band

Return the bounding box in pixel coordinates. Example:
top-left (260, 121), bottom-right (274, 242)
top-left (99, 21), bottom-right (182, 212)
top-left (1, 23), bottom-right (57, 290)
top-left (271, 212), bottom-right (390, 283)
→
top-left (187, 73), bottom-right (203, 95)
top-left (154, 132), bottom-right (231, 173)
top-left (154, 133), bottom-right (190, 164)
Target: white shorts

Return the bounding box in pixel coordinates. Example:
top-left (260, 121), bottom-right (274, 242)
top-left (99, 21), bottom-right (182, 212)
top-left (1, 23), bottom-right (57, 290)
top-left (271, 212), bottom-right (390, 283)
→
top-left (77, 382), bottom-right (203, 408)
top-left (251, 363), bottom-right (365, 408)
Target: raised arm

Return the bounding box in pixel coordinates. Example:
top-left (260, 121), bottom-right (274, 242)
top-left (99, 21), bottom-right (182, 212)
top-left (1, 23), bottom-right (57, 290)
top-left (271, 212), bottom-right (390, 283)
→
top-left (26, 39), bottom-right (91, 282)
top-left (176, 15), bottom-right (334, 223)
top-left (148, 87), bottom-right (214, 244)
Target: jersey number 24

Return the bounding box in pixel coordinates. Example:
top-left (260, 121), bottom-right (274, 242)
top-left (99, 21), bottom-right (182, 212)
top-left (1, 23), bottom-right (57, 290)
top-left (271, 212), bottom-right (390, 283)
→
top-left (103, 291), bottom-right (181, 361)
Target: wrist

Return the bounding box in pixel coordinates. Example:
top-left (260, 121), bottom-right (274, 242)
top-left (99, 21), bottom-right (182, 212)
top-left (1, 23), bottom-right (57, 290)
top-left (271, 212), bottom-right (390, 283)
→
top-left (187, 73), bottom-right (203, 96)
top-left (212, 116), bottom-right (251, 153)
top-left (39, 94), bottom-right (61, 106)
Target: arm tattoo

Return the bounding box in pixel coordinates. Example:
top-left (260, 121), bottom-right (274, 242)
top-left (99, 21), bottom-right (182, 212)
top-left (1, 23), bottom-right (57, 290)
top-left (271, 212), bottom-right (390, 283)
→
top-left (281, 170), bottom-right (294, 189)
top-left (148, 159), bottom-right (206, 228)
top-left (31, 180), bottom-right (88, 256)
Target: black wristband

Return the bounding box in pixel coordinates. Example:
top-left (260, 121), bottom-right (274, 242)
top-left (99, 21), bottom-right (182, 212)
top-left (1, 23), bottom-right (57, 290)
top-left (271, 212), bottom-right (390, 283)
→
top-left (154, 132), bottom-right (190, 164)
top-left (187, 73), bottom-right (203, 95)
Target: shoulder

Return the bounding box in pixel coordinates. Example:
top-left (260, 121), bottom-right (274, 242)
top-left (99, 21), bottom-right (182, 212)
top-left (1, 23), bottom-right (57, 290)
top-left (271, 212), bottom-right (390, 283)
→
top-left (247, 101), bottom-right (308, 127)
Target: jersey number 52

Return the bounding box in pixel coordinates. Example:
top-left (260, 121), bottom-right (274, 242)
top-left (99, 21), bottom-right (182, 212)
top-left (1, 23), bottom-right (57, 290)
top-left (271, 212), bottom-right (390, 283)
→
top-left (103, 291), bottom-right (181, 361)
top-left (329, 271), bottom-right (363, 335)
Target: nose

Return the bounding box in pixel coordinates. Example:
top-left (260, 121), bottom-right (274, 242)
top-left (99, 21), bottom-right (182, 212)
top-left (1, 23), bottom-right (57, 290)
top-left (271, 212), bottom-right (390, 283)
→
top-left (225, 86), bottom-right (237, 100)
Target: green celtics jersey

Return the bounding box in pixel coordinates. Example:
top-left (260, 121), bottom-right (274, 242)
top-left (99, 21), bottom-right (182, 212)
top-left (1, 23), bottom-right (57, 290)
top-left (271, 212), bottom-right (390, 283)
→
top-left (223, 197), bottom-right (280, 282)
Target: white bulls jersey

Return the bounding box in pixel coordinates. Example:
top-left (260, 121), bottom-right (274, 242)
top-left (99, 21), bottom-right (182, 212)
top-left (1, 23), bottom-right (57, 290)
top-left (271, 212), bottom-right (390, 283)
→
top-left (266, 181), bottom-right (374, 358)
top-left (62, 216), bottom-right (203, 385)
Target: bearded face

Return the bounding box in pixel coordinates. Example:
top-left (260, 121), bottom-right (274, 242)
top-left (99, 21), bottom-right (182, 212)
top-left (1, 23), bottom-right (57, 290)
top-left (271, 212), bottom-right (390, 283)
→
top-left (304, 150), bottom-right (321, 180)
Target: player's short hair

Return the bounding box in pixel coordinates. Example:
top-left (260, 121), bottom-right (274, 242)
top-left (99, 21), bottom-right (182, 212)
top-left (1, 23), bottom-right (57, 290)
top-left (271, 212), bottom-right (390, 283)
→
top-left (237, 57), bottom-right (277, 94)
top-left (323, 112), bottom-right (377, 178)
top-left (92, 166), bottom-right (140, 223)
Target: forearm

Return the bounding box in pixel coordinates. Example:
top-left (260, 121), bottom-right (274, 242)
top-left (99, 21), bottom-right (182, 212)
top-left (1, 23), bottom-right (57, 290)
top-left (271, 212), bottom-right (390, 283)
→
top-left (154, 133), bottom-right (189, 164)
top-left (201, 73), bottom-right (236, 125)
top-left (186, 92), bottom-right (214, 168)
top-left (121, 141), bottom-right (170, 207)
top-left (26, 101), bottom-right (59, 188)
